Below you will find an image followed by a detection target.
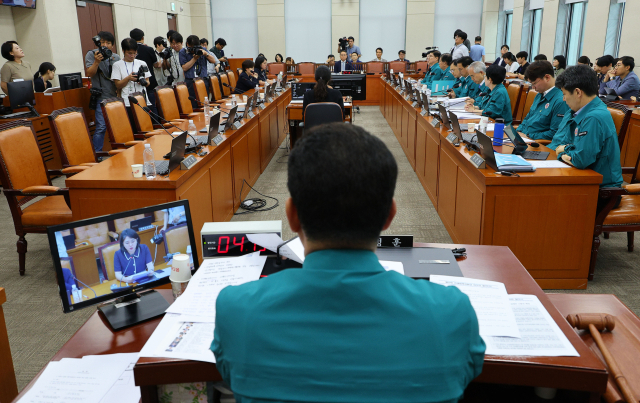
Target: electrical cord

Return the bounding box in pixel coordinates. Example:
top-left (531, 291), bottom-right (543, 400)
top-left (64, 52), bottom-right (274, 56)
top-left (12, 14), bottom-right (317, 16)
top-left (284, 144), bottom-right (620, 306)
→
top-left (235, 179), bottom-right (279, 215)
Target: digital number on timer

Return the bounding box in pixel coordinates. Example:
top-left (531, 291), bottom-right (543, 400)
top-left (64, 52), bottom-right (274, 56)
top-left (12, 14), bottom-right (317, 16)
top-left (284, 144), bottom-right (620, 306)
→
top-left (214, 236), bottom-right (266, 253)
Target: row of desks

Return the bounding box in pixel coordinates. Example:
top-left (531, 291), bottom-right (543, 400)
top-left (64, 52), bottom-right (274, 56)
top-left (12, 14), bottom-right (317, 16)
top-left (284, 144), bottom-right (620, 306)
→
top-left (380, 78), bottom-right (602, 290)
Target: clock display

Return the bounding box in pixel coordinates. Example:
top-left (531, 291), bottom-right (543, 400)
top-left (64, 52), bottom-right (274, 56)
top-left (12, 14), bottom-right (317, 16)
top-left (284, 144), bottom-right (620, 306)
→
top-left (202, 233), bottom-right (279, 258)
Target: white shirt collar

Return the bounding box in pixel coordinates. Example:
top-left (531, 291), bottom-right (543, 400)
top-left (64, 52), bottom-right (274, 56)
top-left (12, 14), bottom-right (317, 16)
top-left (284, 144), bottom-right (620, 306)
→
top-left (543, 87), bottom-right (554, 97)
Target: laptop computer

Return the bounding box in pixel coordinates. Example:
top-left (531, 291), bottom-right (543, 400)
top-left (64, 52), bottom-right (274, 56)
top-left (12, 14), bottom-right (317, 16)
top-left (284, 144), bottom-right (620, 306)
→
top-left (219, 105), bottom-right (238, 133)
top-left (130, 216), bottom-right (154, 232)
top-left (503, 125), bottom-right (550, 160)
top-left (438, 104), bottom-right (451, 129)
top-left (414, 89), bottom-right (423, 107)
top-left (154, 131), bottom-right (187, 175)
top-left (375, 247), bottom-right (463, 279)
top-left (195, 113), bottom-right (221, 145)
top-left (291, 82), bottom-right (315, 100)
top-left (476, 130), bottom-right (499, 171)
top-left (448, 111), bottom-right (474, 143)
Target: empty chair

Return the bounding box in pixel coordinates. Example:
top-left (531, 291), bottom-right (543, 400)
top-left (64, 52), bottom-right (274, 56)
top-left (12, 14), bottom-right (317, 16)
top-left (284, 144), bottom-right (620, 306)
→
top-left (298, 63), bottom-right (315, 75)
top-left (267, 63), bottom-right (286, 75)
top-left (0, 120), bottom-right (73, 275)
top-left (415, 61), bottom-right (430, 74)
top-left (98, 241), bottom-right (120, 281)
top-left (304, 103), bottom-right (344, 132)
top-left (507, 83), bottom-right (522, 116)
top-left (367, 62), bottom-right (384, 74)
top-left (219, 73), bottom-right (231, 97)
top-left (128, 92), bottom-right (173, 135)
top-left (388, 61), bottom-right (406, 73)
top-left (227, 71), bottom-right (237, 89)
top-left (174, 82), bottom-right (203, 114)
top-left (163, 224), bottom-right (190, 255)
top-left (236, 67), bottom-right (242, 79)
top-left (101, 98), bottom-right (151, 149)
top-left (209, 75), bottom-right (227, 103)
top-left (193, 77), bottom-right (210, 105)
top-left (155, 85), bottom-right (193, 122)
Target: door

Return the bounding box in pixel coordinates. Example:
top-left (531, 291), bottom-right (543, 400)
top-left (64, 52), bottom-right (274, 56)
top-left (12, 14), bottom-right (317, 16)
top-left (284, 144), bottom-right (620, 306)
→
top-left (76, 0), bottom-right (116, 71)
top-left (168, 14), bottom-right (177, 32)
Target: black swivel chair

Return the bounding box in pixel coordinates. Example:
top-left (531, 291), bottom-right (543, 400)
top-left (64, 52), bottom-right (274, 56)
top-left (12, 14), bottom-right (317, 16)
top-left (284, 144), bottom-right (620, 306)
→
top-left (303, 103), bottom-right (344, 132)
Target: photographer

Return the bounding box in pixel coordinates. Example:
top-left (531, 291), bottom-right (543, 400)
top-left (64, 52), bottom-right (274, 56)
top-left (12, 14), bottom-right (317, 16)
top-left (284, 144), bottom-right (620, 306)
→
top-left (130, 28), bottom-right (158, 115)
top-left (85, 31), bottom-right (120, 152)
top-left (179, 35), bottom-right (215, 108)
top-left (200, 38), bottom-right (220, 76)
top-left (153, 36), bottom-right (170, 86)
top-left (168, 32), bottom-right (186, 85)
top-left (337, 36), bottom-right (361, 60)
top-left (210, 38), bottom-right (228, 70)
top-left (111, 38), bottom-right (151, 129)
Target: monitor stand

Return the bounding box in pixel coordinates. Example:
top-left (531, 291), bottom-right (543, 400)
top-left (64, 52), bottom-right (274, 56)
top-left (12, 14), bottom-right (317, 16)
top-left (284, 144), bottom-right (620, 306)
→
top-left (98, 290), bottom-right (169, 331)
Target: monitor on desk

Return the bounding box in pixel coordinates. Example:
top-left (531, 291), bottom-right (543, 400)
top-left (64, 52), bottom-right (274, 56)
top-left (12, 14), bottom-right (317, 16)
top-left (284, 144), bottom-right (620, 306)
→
top-left (330, 74), bottom-right (367, 101)
top-left (48, 200), bottom-right (200, 320)
top-left (7, 80), bottom-right (35, 110)
top-left (291, 82), bottom-right (315, 100)
top-left (58, 72), bottom-right (83, 91)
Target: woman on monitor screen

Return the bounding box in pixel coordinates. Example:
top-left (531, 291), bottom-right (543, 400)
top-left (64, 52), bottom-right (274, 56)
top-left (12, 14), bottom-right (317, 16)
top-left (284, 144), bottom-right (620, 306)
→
top-left (114, 228), bottom-right (154, 283)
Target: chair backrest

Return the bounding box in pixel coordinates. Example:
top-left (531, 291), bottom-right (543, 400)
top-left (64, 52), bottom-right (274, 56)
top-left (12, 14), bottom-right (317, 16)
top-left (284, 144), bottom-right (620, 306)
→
top-left (174, 82), bottom-right (194, 114)
top-left (415, 61), bottom-right (430, 75)
top-left (388, 61), bottom-right (406, 73)
top-left (210, 75), bottom-right (223, 101)
top-left (219, 73), bottom-right (231, 96)
top-left (298, 63), bottom-right (315, 75)
top-left (155, 85), bottom-right (181, 121)
top-left (304, 103), bottom-right (344, 131)
top-left (113, 214), bottom-right (146, 233)
top-left (129, 92), bottom-right (154, 132)
top-left (98, 241), bottom-right (120, 281)
top-left (101, 98), bottom-right (136, 146)
top-left (227, 71), bottom-right (237, 89)
top-left (507, 83), bottom-right (521, 115)
top-left (0, 121), bottom-right (50, 196)
top-left (74, 222), bottom-right (111, 255)
top-left (193, 78), bottom-right (209, 104)
top-left (522, 88), bottom-right (538, 119)
top-left (268, 63), bottom-right (286, 75)
top-left (236, 67), bottom-right (242, 79)
top-left (367, 62), bottom-right (384, 73)
top-left (605, 102), bottom-right (632, 151)
top-left (48, 107), bottom-right (96, 167)
top-left (163, 223), bottom-right (190, 255)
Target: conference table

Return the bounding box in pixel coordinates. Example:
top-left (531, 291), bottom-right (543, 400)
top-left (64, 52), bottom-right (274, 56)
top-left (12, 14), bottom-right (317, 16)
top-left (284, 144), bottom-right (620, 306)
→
top-left (11, 243), bottom-right (608, 403)
top-left (65, 87), bottom-right (292, 261)
top-left (380, 77), bottom-right (603, 290)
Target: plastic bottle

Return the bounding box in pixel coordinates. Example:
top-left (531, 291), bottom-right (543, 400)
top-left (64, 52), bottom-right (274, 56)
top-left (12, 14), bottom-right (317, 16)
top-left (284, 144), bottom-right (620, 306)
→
top-left (231, 94), bottom-right (237, 107)
top-left (188, 119), bottom-right (197, 136)
top-left (203, 96), bottom-right (210, 119)
top-left (71, 285), bottom-right (81, 303)
top-left (143, 143), bottom-right (156, 179)
top-left (493, 118), bottom-right (505, 146)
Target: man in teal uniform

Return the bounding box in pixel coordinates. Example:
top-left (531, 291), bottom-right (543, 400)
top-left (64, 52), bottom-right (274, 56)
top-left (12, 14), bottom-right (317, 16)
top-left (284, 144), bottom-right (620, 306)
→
top-left (466, 64), bottom-right (512, 125)
top-left (551, 65), bottom-right (623, 189)
top-left (451, 57), bottom-right (475, 98)
top-left (518, 61), bottom-right (569, 140)
top-left (420, 50), bottom-right (442, 87)
top-left (466, 61), bottom-right (488, 100)
top-left (439, 53), bottom-right (455, 81)
top-left (211, 123), bottom-right (485, 403)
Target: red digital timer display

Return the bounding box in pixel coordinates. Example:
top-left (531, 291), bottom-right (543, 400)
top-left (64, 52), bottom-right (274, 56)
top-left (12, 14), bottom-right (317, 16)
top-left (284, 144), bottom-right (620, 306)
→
top-left (202, 233), bottom-right (278, 257)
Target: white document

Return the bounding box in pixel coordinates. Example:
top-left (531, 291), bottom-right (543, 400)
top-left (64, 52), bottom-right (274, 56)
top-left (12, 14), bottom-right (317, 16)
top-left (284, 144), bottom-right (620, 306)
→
top-left (139, 313), bottom-right (184, 357)
top-left (247, 233), bottom-right (305, 264)
top-left (153, 321), bottom-right (216, 363)
top-left (85, 354), bottom-right (141, 403)
top-left (165, 253), bottom-right (267, 321)
top-left (529, 160), bottom-right (573, 169)
top-left (484, 295), bottom-right (579, 357)
top-left (451, 112), bottom-right (482, 120)
top-left (430, 275), bottom-right (521, 338)
top-left (380, 260), bottom-right (404, 274)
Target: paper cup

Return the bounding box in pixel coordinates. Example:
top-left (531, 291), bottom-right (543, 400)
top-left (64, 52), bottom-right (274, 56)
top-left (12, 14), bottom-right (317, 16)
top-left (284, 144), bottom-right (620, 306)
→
top-left (170, 254), bottom-right (191, 283)
top-left (467, 123), bottom-right (475, 132)
top-left (131, 164), bottom-right (143, 178)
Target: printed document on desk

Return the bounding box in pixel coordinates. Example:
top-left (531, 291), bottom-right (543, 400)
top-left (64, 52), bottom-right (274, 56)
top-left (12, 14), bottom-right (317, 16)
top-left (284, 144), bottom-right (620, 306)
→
top-left (430, 275), bottom-right (521, 338)
top-left (484, 295), bottom-right (579, 357)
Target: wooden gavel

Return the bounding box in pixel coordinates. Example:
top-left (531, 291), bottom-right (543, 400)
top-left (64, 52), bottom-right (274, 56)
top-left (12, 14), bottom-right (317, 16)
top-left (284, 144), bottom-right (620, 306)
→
top-left (567, 313), bottom-right (637, 403)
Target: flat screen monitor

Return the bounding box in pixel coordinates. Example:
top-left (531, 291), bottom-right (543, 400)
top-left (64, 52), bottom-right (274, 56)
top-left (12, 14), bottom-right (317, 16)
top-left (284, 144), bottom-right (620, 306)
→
top-left (329, 73), bottom-right (366, 101)
top-left (291, 82), bottom-right (315, 100)
top-left (48, 200), bottom-right (199, 314)
top-left (7, 80), bottom-right (35, 110)
top-left (58, 72), bottom-right (83, 91)
top-left (0, 0), bottom-right (36, 8)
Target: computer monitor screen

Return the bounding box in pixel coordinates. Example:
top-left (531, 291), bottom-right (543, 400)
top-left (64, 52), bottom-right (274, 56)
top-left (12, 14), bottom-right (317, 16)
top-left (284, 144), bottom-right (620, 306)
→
top-left (291, 82), bottom-right (315, 100)
top-left (7, 80), bottom-right (35, 110)
top-left (58, 72), bottom-right (83, 91)
top-left (329, 73), bottom-right (367, 101)
top-left (48, 200), bottom-right (199, 313)
top-left (0, 0), bottom-right (36, 8)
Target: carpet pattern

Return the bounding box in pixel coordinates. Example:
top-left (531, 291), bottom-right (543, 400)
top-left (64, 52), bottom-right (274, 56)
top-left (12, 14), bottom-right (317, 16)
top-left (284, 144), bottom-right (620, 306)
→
top-left (1, 106), bottom-right (638, 391)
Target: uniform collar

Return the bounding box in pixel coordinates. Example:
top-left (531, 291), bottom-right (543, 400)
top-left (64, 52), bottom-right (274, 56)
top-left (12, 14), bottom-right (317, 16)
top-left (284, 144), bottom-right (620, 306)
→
top-left (542, 86), bottom-right (555, 98)
top-left (442, 66), bottom-right (450, 75)
top-left (303, 249), bottom-right (383, 272)
top-left (489, 83), bottom-right (504, 96)
top-left (572, 97), bottom-right (603, 124)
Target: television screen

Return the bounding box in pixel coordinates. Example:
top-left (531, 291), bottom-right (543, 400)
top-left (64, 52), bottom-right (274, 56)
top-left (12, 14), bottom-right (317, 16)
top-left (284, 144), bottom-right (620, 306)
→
top-left (48, 200), bottom-right (199, 313)
top-left (0, 0), bottom-right (36, 8)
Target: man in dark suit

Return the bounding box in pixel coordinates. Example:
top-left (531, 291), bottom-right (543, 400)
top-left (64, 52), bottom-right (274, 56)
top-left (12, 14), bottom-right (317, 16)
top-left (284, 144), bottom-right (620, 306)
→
top-left (130, 28), bottom-right (158, 116)
top-left (333, 50), bottom-right (353, 73)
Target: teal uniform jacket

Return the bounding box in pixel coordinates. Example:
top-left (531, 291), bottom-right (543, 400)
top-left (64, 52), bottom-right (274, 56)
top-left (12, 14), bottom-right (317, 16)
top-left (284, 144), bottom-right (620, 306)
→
top-left (468, 81), bottom-right (488, 100)
top-left (517, 87), bottom-right (569, 141)
top-left (441, 66), bottom-right (455, 81)
top-left (420, 63), bottom-right (442, 86)
top-left (482, 83), bottom-right (513, 125)
top-left (211, 249), bottom-right (486, 403)
top-left (453, 76), bottom-right (470, 97)
top-left (552, 97), bottom-right (623, 188)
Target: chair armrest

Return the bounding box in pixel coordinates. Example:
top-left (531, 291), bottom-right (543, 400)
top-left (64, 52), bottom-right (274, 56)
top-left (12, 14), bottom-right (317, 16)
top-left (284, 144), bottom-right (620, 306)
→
top-left (108, 231), bottom-right (119, 240)
top-left (62, 166), bottom-right (91, 175)
top-left (193, 108), bottom-right (204, 112)
top-left (47, 169), bottom-right (64, 177)
top-left (621, 167), bottom-right (636, 174)
top-left (623, 184), bottom-right (640, 194)
top-left (79, 162), bottom-right (98, 166)
top-left (537, 140), bottom-right (552, 145)
top-left (22, 186), bottom-right (61, 194)
top-left (95, 151), bottom-right (110, 157)
top-left (125, 140), bottom-right (144, 147)
top-left (5, 187), bottom-right (69, 198)
top-left (595, 187), bottom-right (630, 227)
top-left (133, 133), bottom-right (147, 140)
top-left (144, 130), bottom-right (164, 137)
top-left (108, 149), bottom-right (126, 155)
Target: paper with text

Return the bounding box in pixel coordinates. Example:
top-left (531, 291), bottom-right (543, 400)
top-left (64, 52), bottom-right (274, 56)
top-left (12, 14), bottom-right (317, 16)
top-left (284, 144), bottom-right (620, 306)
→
top-left (154, 321), bottom-right (216, 363)
top-left (247, 233), bottom-right (305, 264)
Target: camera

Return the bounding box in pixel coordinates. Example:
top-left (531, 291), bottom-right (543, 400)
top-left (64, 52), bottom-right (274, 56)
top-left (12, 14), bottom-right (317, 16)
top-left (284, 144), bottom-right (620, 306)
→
top-left (187, 46), bottom-right (204, 56)
top-left (422, 46), bottom-right (438, 58)
top-left (92, 35), bottom-right (113, 60)
top-left (338, 37), bottom-right (348, 52)
top-left (157, 47), bottom-right (172, 60)
top-left (89, 88), bottom-right (102, 110)
top-left (135, 65), bottom-right (149, 87)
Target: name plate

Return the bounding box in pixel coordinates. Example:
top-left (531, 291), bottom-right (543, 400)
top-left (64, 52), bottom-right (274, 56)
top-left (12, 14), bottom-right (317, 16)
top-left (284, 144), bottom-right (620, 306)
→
top-left (411, 101), bottom-right (419, 108)
top-left (446, 133), bottom-right (459, 144)
top-left (212, 134), bottom-right (225, 146)
top-left (180, 155), bottom-right (198, 170)
top-left (430, 119), bottom-right (439, 128)
top-left (258, 103), bottom-right (266, 110)
top-left (265, 97), bottom-right (273, 103)
top-left (247, 111), bottom-right (255, 119)
top-left (377, 235), bottom-right (414, 248)
top-left (420, 109), bottom-right (428, 117)
top-left (233, 121), bottom-right (243, 130)
top-left (470, 153), bottom-right (486, 169)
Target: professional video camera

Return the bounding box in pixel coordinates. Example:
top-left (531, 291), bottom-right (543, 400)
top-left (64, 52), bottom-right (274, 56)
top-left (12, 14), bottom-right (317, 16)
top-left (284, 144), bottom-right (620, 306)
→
top-left (187, 46), bottom-right (204, 56)
top-left (338, 37), bottom-right (348, 52)
top-left (422, 46), bottom-right (438, 58)
top-left (135, 65), bottom-right (149, 87)
top-left (157, 39), bottom-right (172, 60)
top-left (92, 35), bottom-right (113, 60)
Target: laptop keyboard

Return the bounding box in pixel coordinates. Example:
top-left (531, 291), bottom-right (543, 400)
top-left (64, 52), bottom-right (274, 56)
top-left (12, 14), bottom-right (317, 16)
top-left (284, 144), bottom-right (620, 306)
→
top-left (461, 133), bottom-right (477, 143)
top-left (521, 150), bottom-right (550, 160)
top-left (1, 111), bottom-right (38, 119)
top-left (154, 160), bottom-right (170, 175)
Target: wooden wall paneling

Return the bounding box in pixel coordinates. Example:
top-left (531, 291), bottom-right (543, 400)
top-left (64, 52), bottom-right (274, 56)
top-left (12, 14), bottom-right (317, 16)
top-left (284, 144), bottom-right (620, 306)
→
top-left (406, 106), bottom-right (417, 170)
top-left (259, 112), bottom-right (271, 172)
top-left (415, 118), bottom-right (428, 184)
top-left (76, 4), bottom-right (95, 64)
top-left (437, 146), bottom-right (459, 236)
top-left (379, 81), bottom-right (386, 115)
top-left (401, 106), bottom-right (409, 150)
top-left (621, 113), bottom-right (640, 183)
top-left (246, 121), bottom-right (261, 185)
top-left (209, 146), bottom-right (235, 222)
top-left (168, 14), bottom-right (177, 32)
top-left (276, 98), bottom-right (286, 145)
top-left (231, 131), bottom-right (250, 210)
top-left (424, 124), bottom-right (440, 208)
top-left (269, 107), bottom-right (279, 155)
top-left (453, 168), bottom-right (484, 245)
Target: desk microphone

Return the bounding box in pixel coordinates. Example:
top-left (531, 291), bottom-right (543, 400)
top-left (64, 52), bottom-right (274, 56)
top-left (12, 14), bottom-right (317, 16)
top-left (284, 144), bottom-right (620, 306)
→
top-left (71, 275), bottom-right (98, 298)
top-left (130, 98), bottom-right (200, 151)
top-left (222, 82), bottom-right (247, 94)
top-left (130, 99), bottom-right (175, 137)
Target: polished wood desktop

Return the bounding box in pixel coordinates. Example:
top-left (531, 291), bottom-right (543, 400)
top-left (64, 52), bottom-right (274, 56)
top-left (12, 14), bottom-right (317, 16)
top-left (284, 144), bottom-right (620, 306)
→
top-left (0, 288), bottom-right (18, 403)
top-left (381, 78), bottom-right (603, 290)
top-left (65, 87), bottom-right (291, 261)
top-left (11, 244), bottom-right (608, 403)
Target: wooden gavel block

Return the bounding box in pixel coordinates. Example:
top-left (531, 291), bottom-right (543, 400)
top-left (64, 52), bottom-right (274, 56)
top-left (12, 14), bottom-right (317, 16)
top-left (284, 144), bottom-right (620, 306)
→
top-left (566, 313), bottom-right (616, 332)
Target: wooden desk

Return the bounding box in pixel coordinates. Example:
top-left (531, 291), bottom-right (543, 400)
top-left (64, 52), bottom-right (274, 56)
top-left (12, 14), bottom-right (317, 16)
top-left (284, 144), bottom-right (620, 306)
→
top-left (12, 244), bottom-right (607, 402)
top-left (66, 88), bottom-right (291, 262)
top-left (0, 288), bottom-right (18, 403)
top-left (381, 78), bottom-right (603, 289)
top-left (286, 100), bottom-right (353, 148)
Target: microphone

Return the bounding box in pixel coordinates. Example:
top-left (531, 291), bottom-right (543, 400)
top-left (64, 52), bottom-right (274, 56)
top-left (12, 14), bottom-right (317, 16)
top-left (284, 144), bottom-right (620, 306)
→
top-left (477, 91), bottom-right (489, 97)
top-left (130, 98), bottom-right (175, 137)
top-left (71, 275), bottom-right (97, 298)
top-left (424, 46), bottom-right (438, 50)
top-left (223, 82), bottom-right (247, 94)
top-left (130, 98), bottom-right (200, 151)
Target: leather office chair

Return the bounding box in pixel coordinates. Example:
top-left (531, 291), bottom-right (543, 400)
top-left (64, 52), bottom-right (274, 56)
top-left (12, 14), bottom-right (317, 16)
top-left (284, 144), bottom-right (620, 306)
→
top-left (512, 84), bottom-right (530, 124)
top-left (227, 71), bottom-right (237, 89)
top-left (209, 75), bottom-right (224, 103)
top-left (415, 61), bottom-right (430, 75)
top-left (49, 107), bottom-right (120, 175)
top-left (267, 63), bottom-right (285, 75)
top-left (98, 241), bottom-right (120, 281)
top-left (507, 83), bottom-right (522, 116)
top-left (174, 82), bottom-right (203, 114)
top-left (236, 67), bottom-right (242, 79)
top-left (304, 103), bottom-right (344, 132)
top-left (155, 85), bottom-right (192, 122)
top-left (520, 88), bottom-right (538, 121)
top-left (219, 73), bottom-right (231, 97)
top-left (74, 222), bottom-right (119, 255)
top-left (0, 120), bottom-right (73, 275)
top-left (367, 62), bottom-right (384, 74)
top-left (388, 61), bottom-right (406, 73)
top-left (193, 77), bottom-right (210, 105)
top-left (605, 102), bottom-right (632, 151)
top-left (101, 98), bottom-right (150, 150)
top-left (128, 92), bottom-right (170, 135)
top-left (113, 214), bottom-right (146, 234)
top-left (298, 63), bottom-right (315, 75)
top-left (163, 223), bottom-right (190, 255)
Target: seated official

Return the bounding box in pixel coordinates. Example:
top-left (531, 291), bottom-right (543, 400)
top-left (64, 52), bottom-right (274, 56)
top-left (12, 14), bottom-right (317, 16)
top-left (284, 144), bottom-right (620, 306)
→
top-left (551, 65), bottom-right (623, 189)
top-left (553, 55), bottom-right (566, 78)
top-left (599, 56), bottom-right (640, 100)
top-left (465, 61), bottom-right (488, 101)
top-left (326, 54), bottom-right (335, 72)
top-left (465, 64), bottom-right (512, 125)
top-left (395, 49), bottom-right (410, 64)
top-left (235, 59), bottom-right (260, 93)
top-left (33, 62), bottom-right (55, 92)
top-left (370, 47), bottom-right (386, 62)
top-left (302, 65), bottom-right (345, 118)
top-left (211, 123), bottom-right (485, 403)
top-left (275, 53), bottom-right (284, 63)
top-left (1, 40), bottom-right (33, 94)
top-left (493, 44), bottom-right (509, 67)
top-left (420, 50), bottom-right (442, 87)
top-left (517, 61), bottom-right (569, 141)
top-left (254, 55), bottom-right (270, 86)
top-left (333, 50), bottom-right (353, 73)
top-left (113, 229), bottom-right (154, 283)
top-left (450, 57), bottom-right (475, 98)
top-left (507, 51), bottom-right (529, 79)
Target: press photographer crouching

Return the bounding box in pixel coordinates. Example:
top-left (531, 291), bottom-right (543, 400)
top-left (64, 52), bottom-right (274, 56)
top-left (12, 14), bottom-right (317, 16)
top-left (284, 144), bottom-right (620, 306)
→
top-left (85, 31), bottom-right (120, 152)
top-left (111, 38), bottom-right (152, 132)
top-left (179, 34), bottom-right (214, 108)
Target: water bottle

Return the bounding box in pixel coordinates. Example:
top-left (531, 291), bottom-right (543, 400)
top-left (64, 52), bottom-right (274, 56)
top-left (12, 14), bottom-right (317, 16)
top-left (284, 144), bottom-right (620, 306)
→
top-left (71, 285), bottom-right (82, 303)
top-left (493, 118), bottom-right (505, 146)
top-left (188, 119), bottom-right (197, 136)
top-left (203, 96), bottom-right (210, 119)
top-left (143, 143), bottom-right (156, 179)
top-left (231, 94), bottom-right (237, 107)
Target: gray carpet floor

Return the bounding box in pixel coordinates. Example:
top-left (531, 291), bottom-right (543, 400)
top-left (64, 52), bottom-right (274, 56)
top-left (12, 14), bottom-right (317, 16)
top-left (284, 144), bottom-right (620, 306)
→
top-left (1, 106), bottom-right (638, 391)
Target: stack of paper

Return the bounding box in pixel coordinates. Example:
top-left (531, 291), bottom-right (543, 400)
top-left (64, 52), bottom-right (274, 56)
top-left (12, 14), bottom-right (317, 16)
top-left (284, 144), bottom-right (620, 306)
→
top-left (18, 353), bottom-right (140, 403)
top-left (247, 233), bottom-right (305, 264)
top-left (494, 153), bottom-right (536, 172)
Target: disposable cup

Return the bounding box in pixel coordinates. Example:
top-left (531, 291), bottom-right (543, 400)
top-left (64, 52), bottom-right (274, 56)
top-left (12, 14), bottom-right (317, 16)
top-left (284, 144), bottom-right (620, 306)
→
top-left (131, 164), bottom-right (143, 178)
top-left (467, 123), bottom-right (475, 132)
top-left (169, 254), bottom-right (191, 283)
